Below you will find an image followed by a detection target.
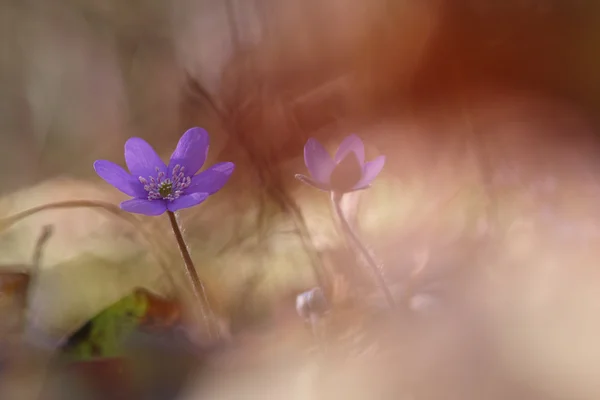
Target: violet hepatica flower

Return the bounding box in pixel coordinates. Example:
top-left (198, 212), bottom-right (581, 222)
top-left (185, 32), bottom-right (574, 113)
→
top-left (295, 134), bottom-right (385, 193)
top-left (94, 127), bottom-right (234, 216)
top-left (296, 287), bottom-right (328, 321)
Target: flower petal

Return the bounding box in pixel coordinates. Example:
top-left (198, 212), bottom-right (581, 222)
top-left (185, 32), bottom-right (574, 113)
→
top-left (334, 135), bottom-right (365, 166)
top-left (168, 127), bottom-right (210, 176)
top-left (124, 137), bottom-right (167, 179)
top-left (295, 174), bottom-right (330, 191)
top-left (120, 199), bottom-right (167, 216)
top-left (353, 155), bottom-right (385, 190)
top-left (187, 162), bottom-right (234, 195)
top-left (93, 160), bottom-right (145, 197)
top-left (304, 138), bottom-right (334, 184)
top-left (167, 193), bottom-right (209, 212)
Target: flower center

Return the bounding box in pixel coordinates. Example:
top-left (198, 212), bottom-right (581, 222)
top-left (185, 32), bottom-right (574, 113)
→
top-left (139, 165), bottom-right (191, 202)
top-left (158, 181), bottom-right (173, 198)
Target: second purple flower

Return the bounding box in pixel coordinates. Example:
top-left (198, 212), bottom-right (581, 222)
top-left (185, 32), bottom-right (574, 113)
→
top-left (295, 134), bottom-right (385, 193)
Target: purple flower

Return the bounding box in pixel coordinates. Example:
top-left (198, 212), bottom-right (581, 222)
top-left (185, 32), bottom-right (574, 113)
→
top-left (295, 134), bottom-right (385, 193)
top-left (93, 127), bottom-right (235, 216)
top-left (296, 287), bottom-right (328, 321)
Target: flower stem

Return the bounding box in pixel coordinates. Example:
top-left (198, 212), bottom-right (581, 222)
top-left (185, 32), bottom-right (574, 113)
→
top-left (167, 211), bottom-right (218, 340)
top-left (330, 192), bottom-right (396, 309)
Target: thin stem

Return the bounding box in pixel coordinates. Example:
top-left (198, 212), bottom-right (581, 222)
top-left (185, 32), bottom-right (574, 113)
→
top-left (330, 192), bottom-right (396, 309)
top-left (167, 211), bottom-right (217, 340)
top-left (31, 225), bottom-right (53, 268)
top-left (26, 225), bottom-right (54, 315)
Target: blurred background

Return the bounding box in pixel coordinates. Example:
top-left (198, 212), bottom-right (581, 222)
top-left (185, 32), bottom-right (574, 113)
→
top-left (2, 0), bottom-right (600, 399)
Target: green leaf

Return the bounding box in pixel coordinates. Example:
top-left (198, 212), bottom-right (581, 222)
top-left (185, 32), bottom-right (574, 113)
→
top-left (59, 289), bottom-right (151, 361)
